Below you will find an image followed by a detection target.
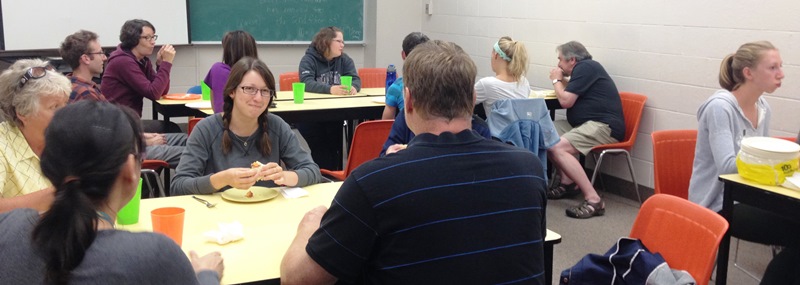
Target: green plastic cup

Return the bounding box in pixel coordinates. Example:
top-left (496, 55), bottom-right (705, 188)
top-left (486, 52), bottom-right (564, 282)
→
top-left (201, 81), bottom-right (211, 101)
top-left (340, 76), bottom-right (352, 94)
top-left (292, 82), bottom-right (305, 104)
top-left (117, 178), bottom-right (142, 225)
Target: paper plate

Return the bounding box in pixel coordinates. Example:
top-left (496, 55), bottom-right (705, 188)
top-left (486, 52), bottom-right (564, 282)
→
top-left (371, 97), bottom-right (386, 104)
top-left (164, 93), bottom-right (201, 100)
top-left (221, 187), bottom-right (279, 203)
top-left (186, 101), bottom-right (212, 109)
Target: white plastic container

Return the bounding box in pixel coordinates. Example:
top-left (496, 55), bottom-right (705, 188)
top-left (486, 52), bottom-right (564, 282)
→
top-left (736, 137), bottom-right (800, 185)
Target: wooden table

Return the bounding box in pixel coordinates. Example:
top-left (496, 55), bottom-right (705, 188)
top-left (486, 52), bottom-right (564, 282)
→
top-left (119, 182), bottom-right (562, 284)
top-left (716, 174), bottom-right (800, 285)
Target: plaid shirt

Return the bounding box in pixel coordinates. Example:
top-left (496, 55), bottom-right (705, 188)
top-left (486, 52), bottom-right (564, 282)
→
top-left (68, 74), bottom-right (107, 102)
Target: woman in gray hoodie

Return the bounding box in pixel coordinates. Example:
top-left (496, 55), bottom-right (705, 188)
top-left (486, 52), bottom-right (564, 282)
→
top-left (689, 41), bottom-right (799, 284)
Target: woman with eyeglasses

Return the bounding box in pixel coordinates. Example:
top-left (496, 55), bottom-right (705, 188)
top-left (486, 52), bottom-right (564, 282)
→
top-left (102, 19), bottom-right (175, 118)
top-left (0, 59), bottom-right (70, 213)
top-left (0, 100), bottom-right (224, 284)
top-left (172, 57), bottom-right (320, 195)
top-left (296, 26), bottom-right (361, 170)
top-left (204, 30), bottom-right (259, 114)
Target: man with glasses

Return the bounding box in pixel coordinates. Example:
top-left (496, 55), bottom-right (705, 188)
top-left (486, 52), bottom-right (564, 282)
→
top-left (60, 30), bottom-right (186, 169)
top-left (101, 19), bottom-right (178, 133)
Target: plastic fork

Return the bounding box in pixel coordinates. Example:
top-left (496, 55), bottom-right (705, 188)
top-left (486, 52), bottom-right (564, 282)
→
top-left (192, 196), bottom-right (216, 208)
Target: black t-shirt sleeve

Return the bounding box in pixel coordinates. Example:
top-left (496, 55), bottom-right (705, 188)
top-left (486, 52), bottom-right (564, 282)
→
top-left (564, 62), bottom-right (598, 96)
top-left (306, 178), bottom-right (378, 283)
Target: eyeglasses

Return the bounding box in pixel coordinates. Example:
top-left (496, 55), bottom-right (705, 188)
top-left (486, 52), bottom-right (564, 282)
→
top-left (18, 65), bottom-right (55, 89)
top-left (239, 86), bottom-right (275, 98)
top-left (141, 35), bottom-right (158, 41)
top-left (85, 51), bottom-right (106, 58)
top-left (333, 39), bottom-right (345, 45)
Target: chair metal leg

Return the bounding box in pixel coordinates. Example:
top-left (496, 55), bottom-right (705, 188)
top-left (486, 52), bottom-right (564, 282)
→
top-left (590, 149), bottom-right (641, 204)
top-left (623, 151), bottom-right (641, 204)
top-left (141, 169), bottom-right (166, 198)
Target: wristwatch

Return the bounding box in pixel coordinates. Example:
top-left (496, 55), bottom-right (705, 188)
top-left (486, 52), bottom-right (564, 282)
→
top-left (552, 79), bottom-right (562, 85)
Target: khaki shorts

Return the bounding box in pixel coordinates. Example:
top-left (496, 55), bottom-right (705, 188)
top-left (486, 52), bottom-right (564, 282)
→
top-left (554, 120), bottom-right (618, 155)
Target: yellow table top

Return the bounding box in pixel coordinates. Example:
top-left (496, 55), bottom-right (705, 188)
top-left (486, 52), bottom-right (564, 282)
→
top-left (119, 182), bottom-right (342, 284)
top-left (720, 173), bottom-right (800, 200)
top-left (530, 89), bottom-right (557, 99)
top-left (119, 182), bottom-right (560, 284)
top-left (196, 95), bottom-right (386, 115)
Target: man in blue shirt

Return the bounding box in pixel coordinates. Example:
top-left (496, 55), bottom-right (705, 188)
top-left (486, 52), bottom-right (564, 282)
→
top-left (381, 32), bottom-right (429, 120)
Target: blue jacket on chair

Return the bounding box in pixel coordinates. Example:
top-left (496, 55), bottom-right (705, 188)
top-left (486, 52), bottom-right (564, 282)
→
top-left (488, 99), bottom-right (560, 182)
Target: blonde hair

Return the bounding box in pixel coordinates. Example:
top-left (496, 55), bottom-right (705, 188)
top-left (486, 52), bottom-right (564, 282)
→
top-left (0, 58), bottom-right (70, 126)
top-left (719, 41), bottom-right (776, 91)
top-left (497, 36), bottom-right (529, 81)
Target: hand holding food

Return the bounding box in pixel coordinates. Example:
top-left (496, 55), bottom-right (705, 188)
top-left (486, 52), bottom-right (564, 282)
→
top-left (223, 168), bottom-right (259, 190)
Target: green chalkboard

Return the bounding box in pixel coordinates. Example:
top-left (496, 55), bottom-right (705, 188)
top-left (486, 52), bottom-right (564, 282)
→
top-left (189, 0), bottom-right (363, 43)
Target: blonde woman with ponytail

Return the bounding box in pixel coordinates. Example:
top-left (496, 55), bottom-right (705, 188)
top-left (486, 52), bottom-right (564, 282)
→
top-left (688, 41), bottom-right (800, 285)
top-left (475, 36), bottom-right (531, 116)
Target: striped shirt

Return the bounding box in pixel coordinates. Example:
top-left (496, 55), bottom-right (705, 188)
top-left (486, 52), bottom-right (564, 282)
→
top-left (307, 130), bottom-right (547, 284)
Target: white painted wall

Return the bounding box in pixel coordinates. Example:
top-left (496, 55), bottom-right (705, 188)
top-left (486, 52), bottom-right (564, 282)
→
top-left (158, 0), bottom-right (800, 189)
top-left (414, 0), bottom-right (800, 188)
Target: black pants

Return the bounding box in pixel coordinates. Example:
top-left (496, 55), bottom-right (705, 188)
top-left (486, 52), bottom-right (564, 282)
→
top-left (295, 121), bottom-right (343, 170)
top-left (142, 119), bottom-right (183, 134)
top-left (727, 204), bottom-right (800, 285)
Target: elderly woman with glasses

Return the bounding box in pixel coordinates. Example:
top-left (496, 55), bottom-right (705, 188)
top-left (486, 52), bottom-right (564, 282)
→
top-left (0, 59), bottom-right (70, 212)
top-left (171, 57), bottom-right (321, 195)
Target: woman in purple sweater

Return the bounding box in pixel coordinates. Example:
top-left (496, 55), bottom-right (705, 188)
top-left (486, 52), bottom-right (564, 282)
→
top-left (204, 30), bottom-right (258, 113)
top-left (101, 19), bottom-right (175, 118)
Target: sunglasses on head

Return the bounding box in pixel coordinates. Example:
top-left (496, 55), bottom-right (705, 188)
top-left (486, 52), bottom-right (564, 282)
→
top-left (18, 65), bottom-right (55, 89)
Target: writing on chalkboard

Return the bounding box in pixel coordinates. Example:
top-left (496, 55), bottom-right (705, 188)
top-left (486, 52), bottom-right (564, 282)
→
top-left (189, 0), bottom-right (363, 42)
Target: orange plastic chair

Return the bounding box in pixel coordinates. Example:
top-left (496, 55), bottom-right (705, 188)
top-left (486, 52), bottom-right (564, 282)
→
top-left (588, 92), bottom-right (647, 203)
top-left (279, 72), bottom-right (300, 91)
top-left (357, 68), bottom-right (386, 88)
top-left (630, 194), bottom-right (728, 285)
top-left (320, 120), bottom-right (393, 181)
top-left (651, 129), bottom-right (697, 199)
top-left (188, 118), bottom-right (202, 136)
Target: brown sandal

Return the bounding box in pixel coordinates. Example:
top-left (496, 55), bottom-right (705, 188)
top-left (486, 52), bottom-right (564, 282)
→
top-left (546, 182), bottom-right (579, 199)
top-left (566, 200), bottom-right (605, 219)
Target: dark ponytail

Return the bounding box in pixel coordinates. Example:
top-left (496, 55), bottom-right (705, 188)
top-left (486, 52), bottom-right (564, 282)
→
top-left (32, 101), bottom-right (144, 284)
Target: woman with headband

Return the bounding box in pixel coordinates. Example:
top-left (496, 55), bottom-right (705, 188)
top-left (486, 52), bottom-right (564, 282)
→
top-left (475, 36), bottom-right (531, 116)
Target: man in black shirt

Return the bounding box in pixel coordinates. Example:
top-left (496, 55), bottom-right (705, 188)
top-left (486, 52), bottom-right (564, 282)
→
top-left (281, 40), bottom-right (548, 284)
top-left (547, 41), bottom-right (625, 219)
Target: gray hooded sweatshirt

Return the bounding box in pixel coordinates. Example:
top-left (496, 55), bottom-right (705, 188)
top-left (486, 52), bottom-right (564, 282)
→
top-left (688, 89), bottom-right (770, 212)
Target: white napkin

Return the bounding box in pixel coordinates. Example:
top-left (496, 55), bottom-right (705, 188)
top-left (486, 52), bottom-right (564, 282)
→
top-left (203, 221), bottom-right (244, 245)
top-left (782, 172), bottom-right (800, 190)
top-left (280, 187), bottom-right (309, 199)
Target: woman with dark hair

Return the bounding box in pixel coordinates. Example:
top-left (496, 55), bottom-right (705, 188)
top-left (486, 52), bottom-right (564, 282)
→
top-left (204, 30), bottom-right (259, 113)
top-left (296, 26), bottom-right (361, 170)
top-left (172, 57), bottom-right (320, 195)
top-left (102, 19), bottom-right (176, 117)
top-left (0, 101), bottom-right (223, 284)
